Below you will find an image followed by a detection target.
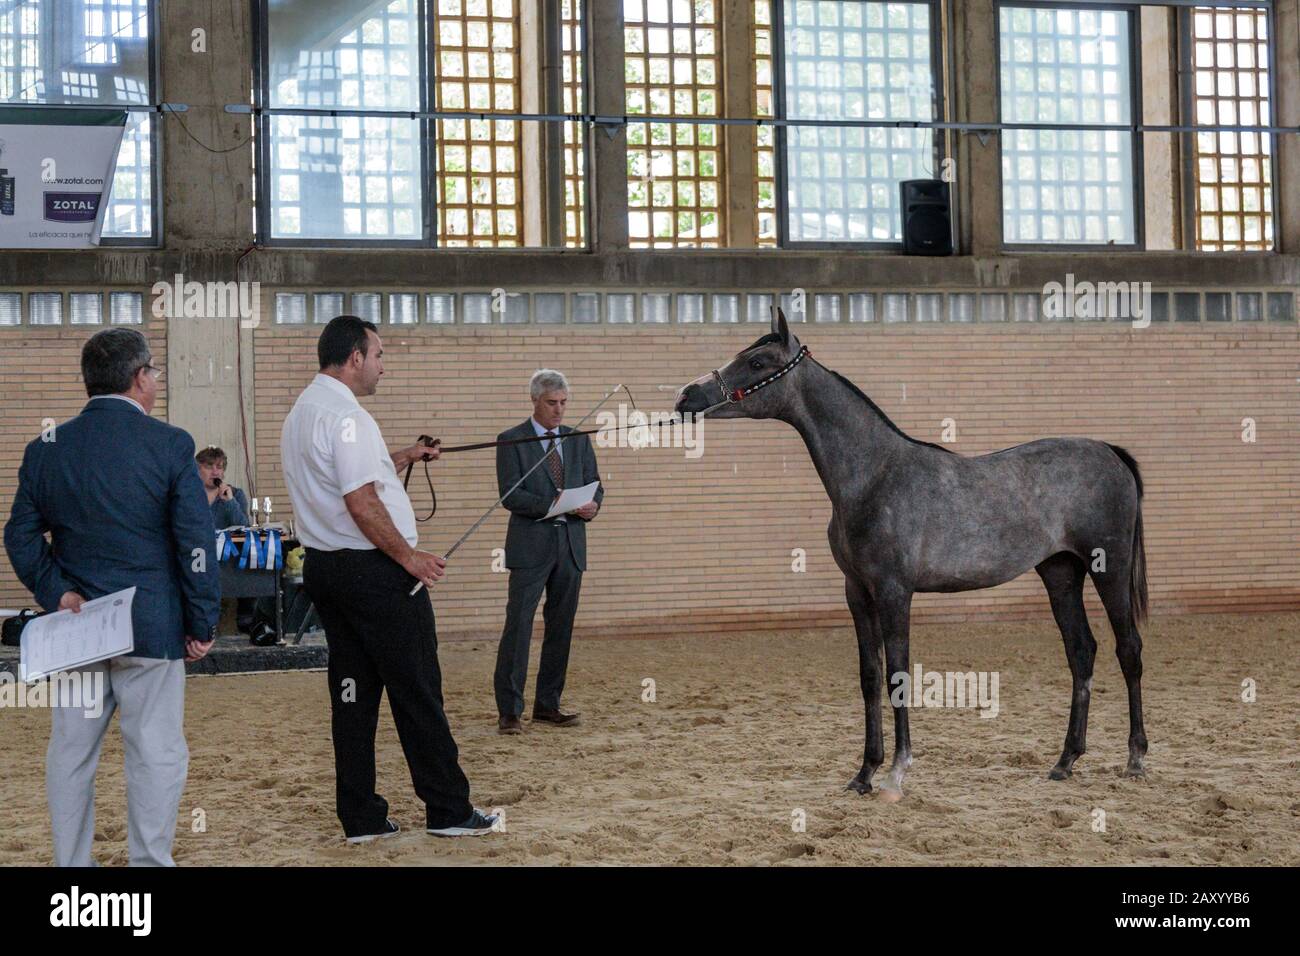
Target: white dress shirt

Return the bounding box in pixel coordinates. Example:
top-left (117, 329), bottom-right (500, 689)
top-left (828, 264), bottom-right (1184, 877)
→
top-left (90, 393), bottom-right (146, 413)
top-left (280, 373), bottom-right (418, 551)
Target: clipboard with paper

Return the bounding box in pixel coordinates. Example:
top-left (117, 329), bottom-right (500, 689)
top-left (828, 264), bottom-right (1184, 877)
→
top-left (19, 587), bottom-right (136, 683)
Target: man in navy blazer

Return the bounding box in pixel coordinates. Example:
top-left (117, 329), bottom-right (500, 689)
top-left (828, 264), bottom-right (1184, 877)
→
top-left (4, 327), bottom-right (219, 866)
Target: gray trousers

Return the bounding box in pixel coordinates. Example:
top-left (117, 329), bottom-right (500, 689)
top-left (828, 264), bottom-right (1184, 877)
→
top-left (494, 524), bottom-right (583, 717)
top-left (47, 655), bottom-right (188, 867)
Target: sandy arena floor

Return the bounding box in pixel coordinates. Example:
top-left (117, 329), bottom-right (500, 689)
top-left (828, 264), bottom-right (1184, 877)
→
top-left (1, 612), bottom-right (1296, 866)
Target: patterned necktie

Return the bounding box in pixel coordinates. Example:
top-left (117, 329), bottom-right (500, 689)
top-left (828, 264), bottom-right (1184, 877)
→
top-left (544, 431), bottom-right (564, 490)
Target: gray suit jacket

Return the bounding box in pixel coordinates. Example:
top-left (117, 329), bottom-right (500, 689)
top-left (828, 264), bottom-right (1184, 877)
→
top-left (497, 420), bottom-right (603, 571)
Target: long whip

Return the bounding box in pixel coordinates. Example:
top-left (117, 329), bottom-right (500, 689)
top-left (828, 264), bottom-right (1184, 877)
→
top-left (408, 383), bottom-right (636, 596)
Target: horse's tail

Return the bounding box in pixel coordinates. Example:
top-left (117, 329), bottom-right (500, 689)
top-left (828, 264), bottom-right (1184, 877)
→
top-left (1106, 443), bottom-right (1148, 626)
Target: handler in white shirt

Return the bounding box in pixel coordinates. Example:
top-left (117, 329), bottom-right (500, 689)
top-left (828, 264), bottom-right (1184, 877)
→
top-left (280, 315), bottom-right (497, 841)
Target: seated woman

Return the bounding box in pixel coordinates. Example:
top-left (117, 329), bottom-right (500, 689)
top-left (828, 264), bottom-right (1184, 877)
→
top-left (196, 445), bottom-right (249, 529)
top-left (196, 446), bottom-right (255, 635)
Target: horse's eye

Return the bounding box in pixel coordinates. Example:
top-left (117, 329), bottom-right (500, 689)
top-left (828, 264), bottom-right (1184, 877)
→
top-left (749, 358), bottom-right (764, 371)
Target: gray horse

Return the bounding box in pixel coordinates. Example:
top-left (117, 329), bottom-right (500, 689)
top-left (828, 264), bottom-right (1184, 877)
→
top-left (675, 309), bottom-right (1148, 799)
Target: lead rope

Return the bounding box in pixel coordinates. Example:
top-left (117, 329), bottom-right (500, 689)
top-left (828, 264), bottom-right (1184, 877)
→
top-left (403, 347), bottom-right (810, 519)
top-left (400, 413), bottom-right (674, 522)
top-left (399, 385), bottom-right (685, 523)
top-left (409, 383), bottom-right (649, 594)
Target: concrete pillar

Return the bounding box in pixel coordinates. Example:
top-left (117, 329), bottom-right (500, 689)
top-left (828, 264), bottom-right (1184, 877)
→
top-left (538, 0), bottom-right (566, 245)
top-left (1141, 5), bottom-right (1180, 250)
top-left (588, 0), bottom-right (628, 252)
top-left (522, 0), bottom-right (568, 246)
top-left (159, 1), bottom-right (258, 492)
top-left (521, 0), bottom-right (544, 245)
top-left (723, 0), bottom-right (757, 248)
top-left (954, 0), bottom-right (1002, 256)
top-left (1275, 0), bottom-right (1300, 253)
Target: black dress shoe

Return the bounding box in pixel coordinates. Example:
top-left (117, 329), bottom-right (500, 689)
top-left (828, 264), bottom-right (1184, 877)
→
top-left (249, 622), bottom-right (278, 646)
top-left (497, 715), bottom-right (523, 735)
top-left (531, 707), bottom-right (581, 727)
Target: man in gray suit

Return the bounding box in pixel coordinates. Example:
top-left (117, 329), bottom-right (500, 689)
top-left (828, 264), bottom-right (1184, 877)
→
top-left (494, 369), bottom-right (603, 735)
top-left (5, 327), bottom-right (219, 866)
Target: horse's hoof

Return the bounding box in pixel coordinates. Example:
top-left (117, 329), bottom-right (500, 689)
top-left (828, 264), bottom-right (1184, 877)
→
top-left (846, 777), bottom-right (871, 795)
top-left (1122, 763), bottom-right (1147, 779)
top-left (1048, 765), bottom-right (1072, 781)
top-left (877, 787), bottom-right (904, 804)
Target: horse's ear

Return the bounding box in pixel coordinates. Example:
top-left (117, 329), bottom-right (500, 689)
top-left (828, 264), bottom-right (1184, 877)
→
top-left (772, 306), bottom-right (789, 344)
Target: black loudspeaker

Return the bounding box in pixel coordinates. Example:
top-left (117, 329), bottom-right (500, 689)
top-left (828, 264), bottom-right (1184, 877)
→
top-left (900, 179), bottom-right (953, 256)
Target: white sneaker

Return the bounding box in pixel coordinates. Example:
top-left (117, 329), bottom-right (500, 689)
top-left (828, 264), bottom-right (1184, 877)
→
top-left (346, 818), bottom-right (400, 844)
top-left (427, 808), bottom-right (499, 837)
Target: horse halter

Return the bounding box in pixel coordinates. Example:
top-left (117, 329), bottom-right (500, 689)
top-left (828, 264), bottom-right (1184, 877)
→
top-left (712, 344), bottom-right (811, 405)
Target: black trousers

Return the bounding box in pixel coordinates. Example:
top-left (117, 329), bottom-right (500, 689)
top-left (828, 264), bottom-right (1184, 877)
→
top-left (303, 547), bottom-right (472, 835)
top-left (494, 523), bottom-right (583, 718)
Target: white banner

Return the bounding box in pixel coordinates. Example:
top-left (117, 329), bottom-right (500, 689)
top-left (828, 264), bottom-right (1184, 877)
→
top-left (0, 108), bottom-right (128, 249)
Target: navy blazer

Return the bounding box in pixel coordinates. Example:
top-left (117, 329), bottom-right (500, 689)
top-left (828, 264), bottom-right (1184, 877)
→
top-left (4, 397), bottom-right (220, 659)
top-left (210, 485), bottom-right (249, 529)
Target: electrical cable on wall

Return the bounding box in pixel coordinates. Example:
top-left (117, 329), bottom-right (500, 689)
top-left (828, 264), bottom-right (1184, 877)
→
top-left (163, 104), bottom-right (253, 154)
top-left (234, 243), bottom-right (258, 499)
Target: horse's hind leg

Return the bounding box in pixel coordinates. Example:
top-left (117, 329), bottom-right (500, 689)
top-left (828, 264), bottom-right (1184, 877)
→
top-left (1092, 569), bottom-right (1148, 778)
top-left (1036, 553), bottom-right (1096, 780)
top-left (845, 577), bottom-right (884, 794)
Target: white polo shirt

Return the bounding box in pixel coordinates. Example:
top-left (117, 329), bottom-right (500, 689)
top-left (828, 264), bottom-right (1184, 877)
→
top-left (280, 373), bottom-right (418, 551)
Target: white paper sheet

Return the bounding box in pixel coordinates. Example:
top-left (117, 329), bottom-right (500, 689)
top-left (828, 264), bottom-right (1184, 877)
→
top-left (20, 586), bottom-right (136, 683)
top-left (541, 481), bottom-right (601, 521)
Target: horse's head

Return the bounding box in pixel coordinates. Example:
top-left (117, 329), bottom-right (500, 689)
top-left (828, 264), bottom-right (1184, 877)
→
top-left (674, 307), bottom-right (807, 420)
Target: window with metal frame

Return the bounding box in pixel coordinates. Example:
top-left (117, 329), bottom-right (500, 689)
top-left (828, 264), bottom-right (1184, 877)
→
top-left (433, 0), bottom-right (521, 246)
top-left (623, 0), bottom-right (725, 248)
top-left (257, 0), bottom-right (584, 248)
top-left (777, 0), bottom-right (942, 244)
top-left (562, 0), bottom-right (586, 247)
top-left (999, 3), bottom-right (1138, 246)
top-left (1188, 4), bottom-right (1272, 250)
top-left (0, 0), bottom-right (157, 240)
top-left (265, 0), bottom-right (423, 240)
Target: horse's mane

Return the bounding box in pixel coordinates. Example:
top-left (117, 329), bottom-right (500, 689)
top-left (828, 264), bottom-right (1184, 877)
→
top-left (823, 365), bottom-right (955, 455)
top-left (742, 331), bottom-right (953, 454)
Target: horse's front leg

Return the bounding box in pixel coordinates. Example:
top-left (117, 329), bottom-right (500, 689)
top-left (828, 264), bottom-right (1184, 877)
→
top-left (878, 586), bottom-right (914, 801)
top-left (844, 577), bottom-right (883, 794)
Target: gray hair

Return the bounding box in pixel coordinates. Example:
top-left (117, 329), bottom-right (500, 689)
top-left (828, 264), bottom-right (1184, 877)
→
top-left (530, 368), bottom-right (569, 400)
top-left (81, 327), bottom-right (151, 397)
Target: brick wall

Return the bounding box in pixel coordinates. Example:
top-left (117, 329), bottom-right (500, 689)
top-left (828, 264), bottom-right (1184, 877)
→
top-left (1, 316), bottom-right (1294, 635)
top-left (245, 320), bottom-right (1300, 638)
